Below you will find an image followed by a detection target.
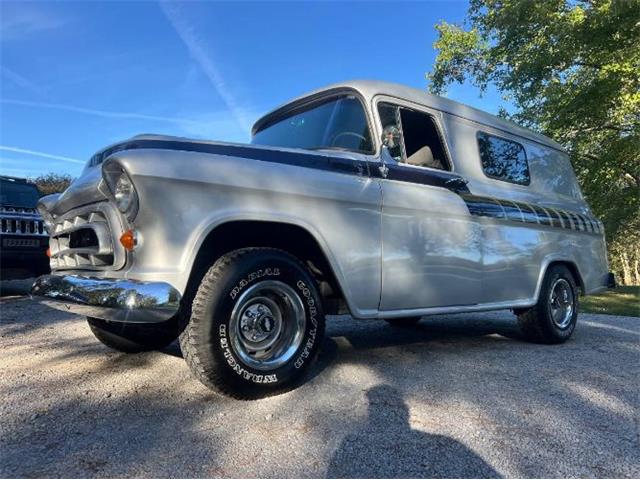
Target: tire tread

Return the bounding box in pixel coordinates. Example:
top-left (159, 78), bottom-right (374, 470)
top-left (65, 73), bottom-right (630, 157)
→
top-left (517, 264), bottom-right (578, 344)
top-left (179, 247), bottom-right (322, 399)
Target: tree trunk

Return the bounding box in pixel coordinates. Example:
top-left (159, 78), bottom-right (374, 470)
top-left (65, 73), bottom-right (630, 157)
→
top-left (620, 252), bottom-right (632, 286)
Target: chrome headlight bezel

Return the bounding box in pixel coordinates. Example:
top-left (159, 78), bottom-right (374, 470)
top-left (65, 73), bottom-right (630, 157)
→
top-left (114, 174), bottom-right (135, 212)
top-left (102, 163), bottom-right (139, 221)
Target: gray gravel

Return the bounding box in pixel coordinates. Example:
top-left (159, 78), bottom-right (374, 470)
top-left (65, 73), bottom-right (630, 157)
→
top-left (1, 296), bottom-right (638, 478)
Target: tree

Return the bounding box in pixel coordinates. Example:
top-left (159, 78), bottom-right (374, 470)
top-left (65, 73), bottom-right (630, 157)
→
top-left (427, 0), bottom-right (640, 285)
top-left (30, 173), bottom-right (74, 197)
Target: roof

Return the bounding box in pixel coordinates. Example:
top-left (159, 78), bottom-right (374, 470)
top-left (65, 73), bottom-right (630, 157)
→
top-left (252, 79), bottom-right (564, 152)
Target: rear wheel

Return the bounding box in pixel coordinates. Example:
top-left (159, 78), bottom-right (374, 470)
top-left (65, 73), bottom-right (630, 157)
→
top-left (384, 317), bottom-right (421, 327)
top-left (179, 248), bottom-right (325, 399)
top-left (87, 317), bottom-right (179, 353)
top-left (517, 265), bottom-right (579, 344)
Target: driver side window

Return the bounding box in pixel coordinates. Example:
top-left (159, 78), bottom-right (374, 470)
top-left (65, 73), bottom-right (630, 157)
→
top-left (378, 103), bottom-right (450, 171)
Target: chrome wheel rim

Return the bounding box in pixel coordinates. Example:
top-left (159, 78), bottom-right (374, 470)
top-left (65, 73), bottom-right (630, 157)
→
top-left (549, 278), bottom-right (574, 329)
top-left (229, 280), bottom-right (306, 371)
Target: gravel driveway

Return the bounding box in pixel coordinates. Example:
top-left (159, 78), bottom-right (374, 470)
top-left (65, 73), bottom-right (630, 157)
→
top-left (1, 296), bottom-right (638, 478)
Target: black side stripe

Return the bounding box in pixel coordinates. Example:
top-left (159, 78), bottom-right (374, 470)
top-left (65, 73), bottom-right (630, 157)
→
top-left (96, 138), bottom-right (601, 235)
top-left (460, 194), bottom-right (602, 234)
top-left (372, 162), bottom-right (471, 193)
top-left (98, 138), bottom-right (472, 192)
top-left (95, 139), bottom-right (370, 178)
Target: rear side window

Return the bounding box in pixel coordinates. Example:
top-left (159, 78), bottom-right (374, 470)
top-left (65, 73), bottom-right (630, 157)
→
top-left (477, 132), bottom-right (530, 185)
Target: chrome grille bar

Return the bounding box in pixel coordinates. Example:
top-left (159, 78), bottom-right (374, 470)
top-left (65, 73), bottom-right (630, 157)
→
top-left (47, 202), bottom-right (125, 271)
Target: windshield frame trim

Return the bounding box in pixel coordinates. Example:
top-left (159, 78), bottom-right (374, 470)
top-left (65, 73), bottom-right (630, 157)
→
top-left (251, 88), bottom-right (376, 155)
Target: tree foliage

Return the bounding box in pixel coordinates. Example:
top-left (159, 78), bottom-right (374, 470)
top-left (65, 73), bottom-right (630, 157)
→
top-left (30, 173), bottom-right (74, 197)
top-left (427, 0), bottom-right (640, 284)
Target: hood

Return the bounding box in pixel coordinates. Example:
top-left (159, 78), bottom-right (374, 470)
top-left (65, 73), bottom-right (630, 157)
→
top-left (40, 165), bottom-right (107, 217)
top-left (38, 133), bottom-right (367, 217)
top-left (38, 134), bottom-right (208, 216)
top-left (38, 134), bottom-right (262, 216)
top-left (0, 178), bottom-right (40, 209)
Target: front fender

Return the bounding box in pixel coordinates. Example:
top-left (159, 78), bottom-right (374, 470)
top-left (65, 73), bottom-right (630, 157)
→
top-left (112, 148), bottom-right (383, 317)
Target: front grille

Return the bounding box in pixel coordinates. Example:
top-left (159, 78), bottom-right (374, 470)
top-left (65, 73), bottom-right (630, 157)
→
top-left (49, 202), bottom-right (126, 271)
top-left (0, 206), bottom-right (48, 236)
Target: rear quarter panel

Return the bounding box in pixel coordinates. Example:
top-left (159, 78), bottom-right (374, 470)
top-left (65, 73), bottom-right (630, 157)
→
top-left (442, 114), bottom-right (609, 301)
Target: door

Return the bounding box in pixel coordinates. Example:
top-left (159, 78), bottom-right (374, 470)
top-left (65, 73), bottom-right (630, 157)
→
top-left (377, 102), bottom-right (482, 311)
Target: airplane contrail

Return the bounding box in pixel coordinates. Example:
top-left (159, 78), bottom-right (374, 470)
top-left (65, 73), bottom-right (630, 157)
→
top-left (159, 1), bottom-right (251, 132)
top-left (1, 98), bottom-right (209, 127)
top-left (0, 146), bottom-right (85, 164)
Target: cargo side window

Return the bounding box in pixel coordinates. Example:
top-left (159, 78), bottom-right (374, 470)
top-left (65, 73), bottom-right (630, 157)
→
top-left (378, 103), bottom-right (450, 171)
top-left (477, 133), bottom-right (530, 185)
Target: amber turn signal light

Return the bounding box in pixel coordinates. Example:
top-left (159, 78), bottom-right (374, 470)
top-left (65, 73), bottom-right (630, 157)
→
top-left (46, 247), bottom-right (51, 258)
top-left (120, 229), bottom-right (137, 251)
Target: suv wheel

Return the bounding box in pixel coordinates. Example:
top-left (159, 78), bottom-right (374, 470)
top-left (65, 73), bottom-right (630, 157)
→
top-left (179, 248), bottom-right (325, 399)
top-left (517, 264), bottom-right (579, 344)
top-left (87, 317), bottom-right (179, 353)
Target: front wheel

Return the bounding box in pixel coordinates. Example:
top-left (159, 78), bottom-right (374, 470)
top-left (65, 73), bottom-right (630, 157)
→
top-left (517, 265), bottom-right (579, 344)
top-left (179, 248), bottom-right (326, 399)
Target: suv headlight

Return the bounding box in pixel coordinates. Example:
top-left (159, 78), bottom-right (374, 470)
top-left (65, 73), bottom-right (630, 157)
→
top-left (103, 164), bottom-right (139, 221)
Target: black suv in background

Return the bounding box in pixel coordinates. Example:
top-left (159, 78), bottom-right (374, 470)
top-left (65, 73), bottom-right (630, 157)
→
top-left (0, 176), bottom-right (49, 276)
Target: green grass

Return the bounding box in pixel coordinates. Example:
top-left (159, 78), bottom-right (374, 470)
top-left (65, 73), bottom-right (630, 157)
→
top-left (581, 286), bottom-right (640, 317)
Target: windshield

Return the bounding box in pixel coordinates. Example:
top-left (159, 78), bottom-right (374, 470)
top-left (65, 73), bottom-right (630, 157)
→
top-left (0, 180), bottom-right (40, 208)
top-left (252, 95), bottom-right (373, 153)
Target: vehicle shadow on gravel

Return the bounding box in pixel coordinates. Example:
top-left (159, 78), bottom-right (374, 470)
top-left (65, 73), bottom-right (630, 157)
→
top-left (3, 300), bottom-right (638, 477)
top-left (330, 315), bottom-right (523, 351)
top-left (327, 384), bottom-right (500, 478)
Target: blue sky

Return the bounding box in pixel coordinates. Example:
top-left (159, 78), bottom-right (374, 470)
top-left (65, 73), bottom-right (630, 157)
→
top-left (0, 0), bottom-right (505, 179)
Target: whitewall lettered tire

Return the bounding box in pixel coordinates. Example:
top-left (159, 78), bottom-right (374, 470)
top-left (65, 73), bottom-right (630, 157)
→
top-left (179, 248), bottom-right (325, 398)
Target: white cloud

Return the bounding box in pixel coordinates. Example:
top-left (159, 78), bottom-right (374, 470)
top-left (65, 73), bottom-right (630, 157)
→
top-left (159, 1), bottom-right (252, 133)
top-left (0, 4), bottom-right (68, 41)
top-left (0, 67), bottom-right (46, 97)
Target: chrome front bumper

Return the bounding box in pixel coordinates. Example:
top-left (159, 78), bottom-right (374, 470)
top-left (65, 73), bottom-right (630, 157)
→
top-left (31, 275), bottom-right (181, 323)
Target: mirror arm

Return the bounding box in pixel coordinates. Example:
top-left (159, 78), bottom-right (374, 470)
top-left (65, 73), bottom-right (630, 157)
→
top-left (378, 145), bottom-right (392, 178)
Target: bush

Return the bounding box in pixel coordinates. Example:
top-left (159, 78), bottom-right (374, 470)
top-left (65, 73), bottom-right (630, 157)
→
top-left (30, 173), bottom-right (74, 197)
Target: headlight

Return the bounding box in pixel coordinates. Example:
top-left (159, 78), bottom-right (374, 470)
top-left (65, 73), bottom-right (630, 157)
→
top-left (103, 164), bottom-right (139, 221)
top-left (114, 174), bottom-right (134, 212)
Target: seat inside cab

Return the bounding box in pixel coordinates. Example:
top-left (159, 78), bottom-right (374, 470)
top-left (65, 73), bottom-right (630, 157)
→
top-left (379, 103), bottom-right (449, 171)
top-left (400, 108), bottom-right (448, 170)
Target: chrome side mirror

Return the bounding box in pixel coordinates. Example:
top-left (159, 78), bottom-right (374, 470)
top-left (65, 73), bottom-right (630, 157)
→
top-left (381, 126), bottom-right (400, 149)
top-left (378, 143), bottom-right (394, 178)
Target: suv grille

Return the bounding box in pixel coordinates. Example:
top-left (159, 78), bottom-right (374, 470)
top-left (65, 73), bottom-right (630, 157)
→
top-left (49, 203), bottom-right (126, 271)
top-left (0, 206), bottom-right (47, 236)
